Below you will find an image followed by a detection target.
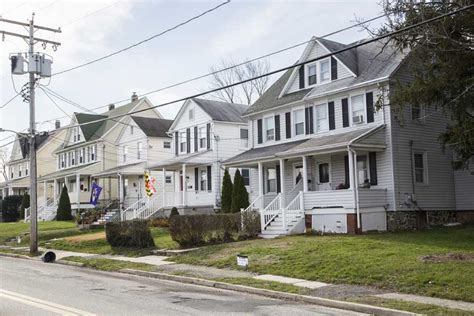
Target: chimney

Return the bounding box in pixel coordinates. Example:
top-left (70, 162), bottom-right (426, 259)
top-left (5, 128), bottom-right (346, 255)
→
top-left (131, 92), bottom-right (138, 102)
top-left (55, 120), bottom-right (60, 129)
top-left (108, 104), bottom-right (115, 111)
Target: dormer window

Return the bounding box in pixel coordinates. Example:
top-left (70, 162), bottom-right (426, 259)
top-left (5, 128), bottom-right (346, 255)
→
top-left (320, 60), bottom-right (330, 83)
top-left (307, 64), bottom-right (317, 86)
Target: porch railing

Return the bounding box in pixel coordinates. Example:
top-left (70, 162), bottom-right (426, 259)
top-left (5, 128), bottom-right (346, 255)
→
top-left (121, 197), bottom-right (146, 221)
top-left (243, 195), bottom-right (263, 213)
top-left (285, 180), bottom-right (303, 208)
top-left (261, 193), bottom-right (282, 231)
top-left (285, 191), bottom-right (303, 212)
top-left (135, 195), bottom-right (163, 219)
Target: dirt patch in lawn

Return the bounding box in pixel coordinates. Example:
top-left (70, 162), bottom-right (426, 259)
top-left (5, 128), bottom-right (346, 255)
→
top-left (421, 253), bottom-right (474, 263)
top-left (65, 232), bottom-right (105, 242)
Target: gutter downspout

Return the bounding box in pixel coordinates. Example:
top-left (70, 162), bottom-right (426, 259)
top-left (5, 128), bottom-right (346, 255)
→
top-left (347, 145), bottom-right (360, 232)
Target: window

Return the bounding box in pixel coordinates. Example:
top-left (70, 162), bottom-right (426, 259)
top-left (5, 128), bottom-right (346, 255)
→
top-left (294, 165), bottom-right (303, 185)
top-left (163, 141), bottom-right (171, 149)
top-left (318, 163), bottom-right (330, 183)
top-left (293, 109), bottom-right (305, 136)
top-left (123, 145), bottom-right (128, 162)
top-left (241, 168), bottom-right (250, 186)
top-left (266, 168), bottom-right (277, 193)
top-left (165, 175), bottom-right (172, 184)
top-left (180, 132), bottom-right (187, 153)
top-left (71, 151), bottom-right (76, 166)
top-left (189, 108), bottom-right (194, 121)
top-left (25, 162), bottom-right (29, 176)
top-left (91, 145), bottom-right (96, 161)
top-left (411, 105), bottom-right (423, 120)
top-left (199, 126), bottom-right (206, 149)
top-left (307, 64), bottom-right (317, 86)
top-left (357, 155), bottom-right (369, 184)
top-left (315, 103), bottom-right (328, 132)
top-left (130, 126), bottom-right (134, 135)
top-left (240, 128), bottom-right (249, 148)
top-left (79, 148), bottom-right (84, 164)
top-left (61, 154), bottom-right (65, 168)
top-left (10, 167), bottom-right (14, 179)
top-left (264, 117), bottom-right (275, 141)
top-left (19, 165), bottom-right (22, 177)
top-left (73, 129), bottom-right (77, 142)
top-left (320, 60), bottom-right (330, 82)
top-left (200, 169), bottom-right (207, 191)
top-left (414, 152), bottom-right (427, 184)
top-left (77, 129), bottom-right (81, 141)
top-left (137, 142), bottom-right (143, 159)
top-left (351, 94), bottom-right (365, 124)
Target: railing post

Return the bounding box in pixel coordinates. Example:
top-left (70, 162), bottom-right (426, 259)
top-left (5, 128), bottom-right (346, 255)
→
top-left (260, 208), bottom-right (265, 231)
top-left (299, 191), bottom-right (304, 214)
top-left (281, 194), bottom-right (286, 231)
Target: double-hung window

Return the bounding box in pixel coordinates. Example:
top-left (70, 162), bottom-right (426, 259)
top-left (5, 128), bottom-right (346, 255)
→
top-left (411, 105), bottom-right (423, 120)
top-left (10, 167), bottom-right (14, 179)
top-left (357, 155), bottom-right (369, 184)
top-left (163, 141), bottom-right (171, 149)
top-left (294, 109), bottom-right (304, 136)
top-left (315, 103), bottom-right (328, 132)
top-left (180, 132), bottom-right (187, 153)
top-left (199, 126), bottom-right (206, 149)
top-left (91, 145), bottom-right (96, 161)
top-left (79, 148), bottom-right (84, 164)
top-left (137, 142), bottom-right (143, 159)
top-left (240, 128), bottom-right (249, 148)
top-left (351, 94), bottom-right (365, 124)
top-left (307, 64), bottom-right (317, 86)
top-left (200, 169), bottom-right (207, 191)
top-left (123, 145), bottom-right (128, 163)
top-left (19, 165), bottom-right (22, 177)
top-left (266, 168), bottom-right (277, 193)
top-left (319, 59), bottom-right (330, 83)
top-left (413, 152), bottom-right (427, 184)
top-left (61, 154), bottom-right (65, 168)
top-left (25, 162), bottom-right (29, 176)
top-left (71, 151), bottom-right (76, 166)
top-left (241, 169), bottom-right (250, 186)
top-left (264, 117), bottom-right (275, 141)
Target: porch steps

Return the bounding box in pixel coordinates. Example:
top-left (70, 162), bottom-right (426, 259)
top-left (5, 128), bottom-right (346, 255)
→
top-left (260, 211), bottom-right (304, 238)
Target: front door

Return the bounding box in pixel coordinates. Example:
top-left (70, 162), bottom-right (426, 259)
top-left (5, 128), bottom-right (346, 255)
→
top-left (316, 158), bottom-right (331, 190)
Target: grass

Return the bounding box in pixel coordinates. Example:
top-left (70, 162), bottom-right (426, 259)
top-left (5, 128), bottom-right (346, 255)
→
top-left (170, 225), bottom-right (474, 302)
top-left (0, 221), bottom-right (78, 244)
top-left (45, 227), bottom-right (179, 256)
top-left (61, 256), bottom-right (156, 272)
top-left (214, 277), bottom-right (308, 294)
top-left (348, 296), bottom-right (474, 316)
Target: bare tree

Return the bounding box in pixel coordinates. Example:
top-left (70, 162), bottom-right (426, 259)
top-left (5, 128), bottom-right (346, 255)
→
top-left (209, 59), bottom-right (271, 105)
top-left (0, 148), bottom-right (8, 181)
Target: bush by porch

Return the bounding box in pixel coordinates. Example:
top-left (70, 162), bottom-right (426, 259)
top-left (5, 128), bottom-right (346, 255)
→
top-left (170, 225), bottom-right (474, 302)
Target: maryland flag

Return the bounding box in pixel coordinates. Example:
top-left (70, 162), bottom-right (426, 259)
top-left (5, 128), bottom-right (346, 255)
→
top-left (144, 172), bottom-right (156, 197)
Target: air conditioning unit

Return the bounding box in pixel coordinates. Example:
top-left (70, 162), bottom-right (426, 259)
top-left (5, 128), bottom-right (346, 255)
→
top-left (10, 54), bottom-right (27, 75)
top-left (353, 115), bottom-right (364, 124)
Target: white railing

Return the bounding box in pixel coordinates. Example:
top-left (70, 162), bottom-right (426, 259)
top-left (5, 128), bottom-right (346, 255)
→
top-left (243, 195), bottom-right (263, 213)
top-left (285, 191), bottom-right (303, 212)
top-left (24, 207), bottom-right (31, 221)
top-left (121, 197), bottom-right (146, 221)
top-left (135, 194), bottom-right (163, 219)
top-left (285, 180), bottom-right (303, 207)
top-left (261, 193), bottom-right (282, 230)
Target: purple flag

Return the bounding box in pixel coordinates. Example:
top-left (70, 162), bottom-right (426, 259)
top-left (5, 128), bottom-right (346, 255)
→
top-left (90, 182), bottom-right (102, 206)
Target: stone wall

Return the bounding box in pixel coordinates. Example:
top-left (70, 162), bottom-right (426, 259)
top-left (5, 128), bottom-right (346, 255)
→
top-left (387, 210), bottom-right (474, 231)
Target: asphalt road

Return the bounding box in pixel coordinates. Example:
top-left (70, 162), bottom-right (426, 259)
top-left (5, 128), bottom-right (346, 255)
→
top-left (0, 256), bottom-right (366, 316)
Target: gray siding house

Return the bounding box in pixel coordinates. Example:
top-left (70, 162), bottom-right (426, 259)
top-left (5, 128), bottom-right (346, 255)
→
top-left (224, 37), bottom-right (473, 237)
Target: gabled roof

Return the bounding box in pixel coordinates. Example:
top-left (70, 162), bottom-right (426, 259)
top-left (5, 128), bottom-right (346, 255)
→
top-left (245, 38), bottom-right (405, 116)
top-left (75, 113), bottom-right (107, 141)
top-left (18, 132), bottom-right (50, 159)
top-left (131, 116), bottom-right (173, 138)
top-left (193, 98), bottom-right (248, 123)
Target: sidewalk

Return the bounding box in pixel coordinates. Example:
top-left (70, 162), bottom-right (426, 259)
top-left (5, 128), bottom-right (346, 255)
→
top-left (7, 247), bottom-right (474, 313)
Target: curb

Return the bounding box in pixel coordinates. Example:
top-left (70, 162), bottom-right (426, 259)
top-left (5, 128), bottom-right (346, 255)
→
top-left (119, 269), bottom-right (418, 316)
top-left (55, 259), bottom-right (85, 267)
top-left (0, 251), bottom-right (35, 260)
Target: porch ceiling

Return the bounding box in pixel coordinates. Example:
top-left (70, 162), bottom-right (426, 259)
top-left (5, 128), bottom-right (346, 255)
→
top-left (224, 125), bottom-right (385, 166)
top-left (148, 151), bottom-right (210, 170)
top-left (94, 162), bottom-right (145, 178)
top-left (37, 162), bottom-right (101, 182)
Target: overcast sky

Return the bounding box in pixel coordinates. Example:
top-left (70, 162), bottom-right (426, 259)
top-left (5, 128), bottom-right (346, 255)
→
top-left (0, 0), bottom-right (384, 150)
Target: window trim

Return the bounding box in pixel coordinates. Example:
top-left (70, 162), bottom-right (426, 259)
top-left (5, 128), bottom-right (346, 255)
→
top-left (319, 58), bottom-right (330, 83)
top-left (137, 142), bottom-right (143, 160)
top-left (413, 151), bottom-right (429, 185)
top-left (356, 154), bottom-right (370, 185)
top-left (241, 168), bottom-right (250, 186)
top-left (263, 115), bottom-right (275, 142)
top-left (189, 108), bottom-right (195, 121)
top-left (265, 167), bottom-right (277, 193)
top-left (179, 131), bottom-right (187, 153)
top-left (293, 107), bottom-right (305, 137)
top-left (163, 141), bottom-right (171, 149)
top-left (349, 92), bottom-right (367, 126)
top-left (305, 58), bottom-right (332, 88)
top-left (199, 126), bottom-right (207, 149)
top-left (239, 127), bottom-right (249, 149)
top-left (123, 145), bottom-right (128, 163)
top-left (314, 103), bottom-right (329, 133)
top-left (411, 104), bottom-right (425, 122)
top-left (306, 63), bottom-right (317, 87)
top-left (199, 167), bottom-right (207, 191)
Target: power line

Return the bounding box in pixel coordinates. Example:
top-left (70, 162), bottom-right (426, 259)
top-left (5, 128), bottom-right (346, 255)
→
top-left (39, 87), bottom-right (73, 119)
top-left (52, 0), bottom-right (231, 76)
top-left (61, 0), bottom-right (120, 28)
top-left (48, 4), bottom-right (473, 134)
top-left (0, 92), bottom-right (20, 109)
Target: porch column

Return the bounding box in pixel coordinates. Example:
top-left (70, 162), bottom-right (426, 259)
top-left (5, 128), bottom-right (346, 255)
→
top-left (43, 181), bottom-right (47, 206)
top-left (182, 164), bottom-right (186, 205)
top-left (76, 174), bottom-right (80, 211)
top-left (53, 180), bottom-right (57, 204)
top-left (302, 156), bottom-right (308, 192)
top-left (162, 168), bottom-right (166, 206)
top-left (118, 173), bottom-right (123, 211)
top-left (64, 177), bottom-right (68, 191)
top-left (348, 150), bottom-right (355, 190)
top-left (258, 162), bottom-right (264, 209)
top-left (279, 159), bottom-right (286, 206)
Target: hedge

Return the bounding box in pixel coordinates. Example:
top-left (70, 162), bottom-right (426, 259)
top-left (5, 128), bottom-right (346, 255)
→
top-left (1, 195), bottom-right (22, 222)
top-left (169, 212), bottom-right (261, 248)
top-left (106, 220), bottom-right (155, 248)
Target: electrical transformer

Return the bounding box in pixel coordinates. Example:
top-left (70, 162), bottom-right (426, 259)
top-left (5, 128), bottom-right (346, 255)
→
top-left (10, 53), bottom-right (27, 75)
top-left (40, 55), bottom-right (52, 77)
top-left (28, 53), bottom-right (42, 74)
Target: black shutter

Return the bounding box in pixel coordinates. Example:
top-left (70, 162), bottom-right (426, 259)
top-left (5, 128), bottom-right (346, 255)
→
top-left (194, 167), bottom-right (199, 191)
top-left (366, 92), bottom-right (374, 123)
top-left (342, 98), bottom-right (349, 128)
top-left (369, 152), bottom-right (378, 185)
top-left (305, 107), bottom-right (310, 134)
top-left (174, 131), bottom-right (178, 155)
top-left (274, 115), bottom-right (280, 141)
top-left (207, 165), bottom-right (212, 191)
top-left (206, 123), bottom-right (211, 149)
top-left (257, 119), bottom-right (263, 144)
top-left (186, 128), bottom-right (191, 153)
top-left (285, 112), bottom-right (291, 139)
top-left (328, 101), bottom-right (335, 130)
top-left (344, 155), bottom-right (350, 188)
top-left (309, 106), bottom-right (314, 134)
top-left (299, 65), bottom-right (305, 89)
top-left (331, 57), bottom-right (338, 80)
top-left (194, 126), bottom-right (198, 152)
top-left (276, 164), bottom-right (281, 193)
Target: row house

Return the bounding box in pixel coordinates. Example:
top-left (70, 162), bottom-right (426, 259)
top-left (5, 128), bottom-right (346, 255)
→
top-left (224, 37), bottom-right (474, 237)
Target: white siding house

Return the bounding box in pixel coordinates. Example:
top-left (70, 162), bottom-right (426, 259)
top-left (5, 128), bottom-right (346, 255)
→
top-left (224, 37), bottom-right (473, 237)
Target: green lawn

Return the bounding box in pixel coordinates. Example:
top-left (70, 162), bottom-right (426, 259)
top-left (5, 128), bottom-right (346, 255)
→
top-left (0, 221), bottom-right (77, 244)
top-left (61, 256), bottom-right (156, 272)
top-left (170, 225), bottom-right (474, 302)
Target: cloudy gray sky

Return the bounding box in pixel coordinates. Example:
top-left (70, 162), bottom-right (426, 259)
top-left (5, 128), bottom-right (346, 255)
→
top-left (0, 0), bottom-right (384, 150)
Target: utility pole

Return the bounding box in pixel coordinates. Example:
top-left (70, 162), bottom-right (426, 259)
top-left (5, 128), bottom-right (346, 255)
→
top-left (1, 13), bottom-right (61, 254)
